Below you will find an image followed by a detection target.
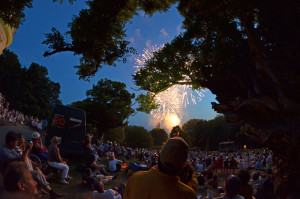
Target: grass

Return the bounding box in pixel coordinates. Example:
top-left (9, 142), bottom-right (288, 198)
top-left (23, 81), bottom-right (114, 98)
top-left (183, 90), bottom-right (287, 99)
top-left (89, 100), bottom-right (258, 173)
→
top-left (40, 160), bottom-right (130, 199)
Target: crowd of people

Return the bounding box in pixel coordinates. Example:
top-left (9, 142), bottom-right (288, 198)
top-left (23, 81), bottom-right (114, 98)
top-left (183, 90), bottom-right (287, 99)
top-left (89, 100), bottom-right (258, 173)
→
top-left (189, 149), bottom-right (274, 174)
top-left (0, 128), bottom-right (282, 199)
top-left (79, 135), bottom-right (278, 199)
top-left (0, 92), bottom-right (43, 131)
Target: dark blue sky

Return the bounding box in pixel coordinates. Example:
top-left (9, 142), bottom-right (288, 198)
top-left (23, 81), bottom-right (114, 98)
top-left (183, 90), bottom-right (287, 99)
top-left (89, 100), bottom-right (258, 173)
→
top-left (8, 1), bottom-right (218, 131)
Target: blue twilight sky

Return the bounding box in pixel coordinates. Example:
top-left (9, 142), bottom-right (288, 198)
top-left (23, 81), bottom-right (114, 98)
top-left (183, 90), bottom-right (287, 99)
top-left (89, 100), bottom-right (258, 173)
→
top-left (7, 1), bottom-right (218, 131)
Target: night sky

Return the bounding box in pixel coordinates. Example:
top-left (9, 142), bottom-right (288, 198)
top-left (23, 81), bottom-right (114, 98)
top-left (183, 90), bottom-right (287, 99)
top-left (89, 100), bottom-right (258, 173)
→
top-left (7, 1), bottom-right (218, 131)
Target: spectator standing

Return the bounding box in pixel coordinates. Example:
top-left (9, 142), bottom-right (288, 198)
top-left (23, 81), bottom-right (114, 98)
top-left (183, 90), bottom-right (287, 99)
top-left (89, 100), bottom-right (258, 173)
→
top-left (196, 160), bottom-right (204, 173)
top-left (206, 155), bottom-right (212, 167)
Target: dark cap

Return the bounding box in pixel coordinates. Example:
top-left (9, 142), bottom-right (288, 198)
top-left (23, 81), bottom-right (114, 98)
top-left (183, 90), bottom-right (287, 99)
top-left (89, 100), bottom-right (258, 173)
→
top-left (159, 137), bottom-right (189, 170)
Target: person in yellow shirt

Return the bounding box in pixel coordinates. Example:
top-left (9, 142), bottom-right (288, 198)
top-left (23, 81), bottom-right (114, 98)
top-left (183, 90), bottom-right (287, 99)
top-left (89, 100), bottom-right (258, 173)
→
top-left (123, 137), bottom-right (197, 199)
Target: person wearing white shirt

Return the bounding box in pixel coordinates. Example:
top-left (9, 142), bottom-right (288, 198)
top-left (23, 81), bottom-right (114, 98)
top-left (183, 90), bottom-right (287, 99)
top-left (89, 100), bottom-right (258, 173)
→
top-left (92, 181), bottom-right (123, 199)
top-left (108, 153), bottom-right (123, 172)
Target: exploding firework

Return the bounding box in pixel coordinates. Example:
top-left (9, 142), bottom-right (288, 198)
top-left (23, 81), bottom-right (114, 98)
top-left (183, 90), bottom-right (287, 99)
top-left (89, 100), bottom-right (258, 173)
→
top-left (134, 45), bottom-right (205, 122)
top-left (150, 86), bottom-right (181, 120)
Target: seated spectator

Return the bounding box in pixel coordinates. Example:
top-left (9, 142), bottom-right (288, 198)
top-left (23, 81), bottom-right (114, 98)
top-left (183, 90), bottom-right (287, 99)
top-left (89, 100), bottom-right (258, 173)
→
top-left (48, 136), bottom-right (71, 184)
top-left (216, 175), bottom-right (245, 199)
top-left (114, 144), bottom-right (122, 158)
top-left (108, 153), bottom-right (123, 173)
top-left (15, 134), bottom-right (63, 199)
top-left (250, 172), bottom-right (262, 195)
top-left (86, 153), bottom-right (109, 176)
top-left (92, 180), bottom-right (124, 199)
top-left (0, 131), bottom-right (32, 174)
top-left (237, 169), bottom-right (253, 199)
top-left (178, 163), bottom-right (198, 193)
top-left (255, 177), bottom-right (275, 199)
top-left (82, 168), bottom-right (96, 186)
top-left (2, 161), bottom-right (38, 199)
top-left (83, 134), bottom-right (99, 157)
top-left (31, 131), bottom-right (48, 160)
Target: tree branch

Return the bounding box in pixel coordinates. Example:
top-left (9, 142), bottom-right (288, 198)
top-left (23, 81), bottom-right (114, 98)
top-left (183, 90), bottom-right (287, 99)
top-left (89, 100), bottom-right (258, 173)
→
top-left (43, 47), bottom-right (74, 57)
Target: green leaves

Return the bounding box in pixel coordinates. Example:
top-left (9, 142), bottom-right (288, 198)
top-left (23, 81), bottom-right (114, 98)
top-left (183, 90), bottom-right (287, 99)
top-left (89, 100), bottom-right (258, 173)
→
top-left (135, 93), bottom-right (157, 114)
top-left (43, 0), bottom-right (138, 79)
top-left (71, 78), bottom-right (135, 136)
top-left (42, 28), bottom-right (73, 57)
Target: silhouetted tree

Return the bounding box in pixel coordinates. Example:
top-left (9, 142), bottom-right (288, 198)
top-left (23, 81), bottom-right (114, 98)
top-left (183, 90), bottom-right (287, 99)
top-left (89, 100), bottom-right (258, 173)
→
top-left (0, 50), bottom-right (61, 118)
top-left (124, 125), bottom-right (153, 149)
top-left (70, 79), bottom-right (135, 136)
top-left (149, 128), bottom-right (168, 146)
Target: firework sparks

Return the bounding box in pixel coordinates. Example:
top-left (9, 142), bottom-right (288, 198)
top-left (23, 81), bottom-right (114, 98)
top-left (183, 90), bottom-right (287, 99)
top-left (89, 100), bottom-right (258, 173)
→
top-left (134, 45), bottom-right (205, 123)
top-left (150, 86), bottom-right (181, 120)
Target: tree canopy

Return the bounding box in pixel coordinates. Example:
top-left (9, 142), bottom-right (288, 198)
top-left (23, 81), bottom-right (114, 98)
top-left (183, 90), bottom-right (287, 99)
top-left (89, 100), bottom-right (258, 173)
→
top-left (42, 0), bottom-right (180, 79)
top-left (105, 127), bottom-right (125, 145)
top-left (149, 128), bottom-right (168, 146)
top-left (0, 49), bottom-right (61, 118)
top-left (132, 2), bottom-right (299, 196)
top-left (181, 115), bottom-right (258, 151)
top-left (124, 125), bottom-right (153, 149)
top-left (70, 78), bottom-right (135, 136)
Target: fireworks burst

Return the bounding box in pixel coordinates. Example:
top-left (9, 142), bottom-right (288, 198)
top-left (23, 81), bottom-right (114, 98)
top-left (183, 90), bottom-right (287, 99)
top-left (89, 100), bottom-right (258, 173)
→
top-left (134, 45), bottom-right (205, 122)
top-left (150, 86), bottom-right (181, 120)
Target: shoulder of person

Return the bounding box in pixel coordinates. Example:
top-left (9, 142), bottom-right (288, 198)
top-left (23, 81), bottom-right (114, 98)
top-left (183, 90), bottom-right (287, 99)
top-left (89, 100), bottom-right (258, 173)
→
top-left (104, 189), bottom-right (116, 196)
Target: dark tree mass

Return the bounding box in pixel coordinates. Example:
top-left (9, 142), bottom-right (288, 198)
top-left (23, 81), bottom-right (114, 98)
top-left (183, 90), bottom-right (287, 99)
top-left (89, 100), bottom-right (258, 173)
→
top-left (0, 50), bottom-right (61, 118)
top-left (70, 79), bottom-right (135, 136)
top-left (133, 1), bottom-right (300, 197)
top-left (149, 128), bottom-right (168, 146)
